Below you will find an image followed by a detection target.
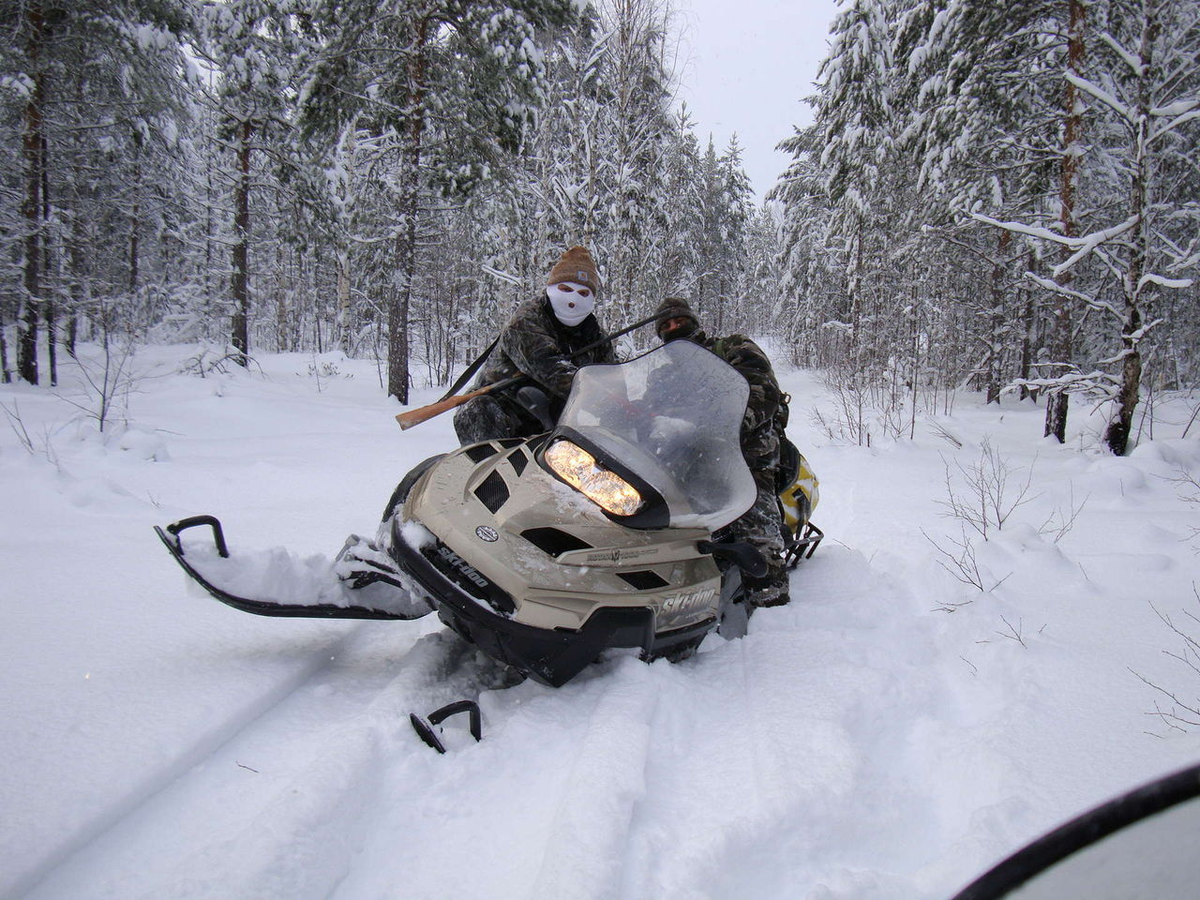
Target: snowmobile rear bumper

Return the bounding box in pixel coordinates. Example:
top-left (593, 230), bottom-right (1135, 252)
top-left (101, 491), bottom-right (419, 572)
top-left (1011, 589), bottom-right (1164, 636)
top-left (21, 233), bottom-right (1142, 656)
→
top-left (784, 520), bottom-right (824, 568)
top-left (389, 524), bottom-right (713, 687)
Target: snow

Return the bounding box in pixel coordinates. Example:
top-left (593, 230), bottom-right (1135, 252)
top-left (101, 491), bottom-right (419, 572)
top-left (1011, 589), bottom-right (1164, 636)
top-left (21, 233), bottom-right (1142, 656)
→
top-left (3, 344), bottom-right (1200, 899)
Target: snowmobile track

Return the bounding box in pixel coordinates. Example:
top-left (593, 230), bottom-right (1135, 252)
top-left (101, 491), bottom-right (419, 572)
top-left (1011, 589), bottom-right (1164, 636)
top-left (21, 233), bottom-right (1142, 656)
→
top-left (17, 626), bottom-right (506, 900)
top-left (11, 624), bottom-right (368, 900)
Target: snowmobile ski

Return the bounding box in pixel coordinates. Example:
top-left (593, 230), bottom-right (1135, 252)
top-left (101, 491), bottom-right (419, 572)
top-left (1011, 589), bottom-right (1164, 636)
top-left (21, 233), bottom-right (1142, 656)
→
top-left (154, 515), bottom-right (429, 621)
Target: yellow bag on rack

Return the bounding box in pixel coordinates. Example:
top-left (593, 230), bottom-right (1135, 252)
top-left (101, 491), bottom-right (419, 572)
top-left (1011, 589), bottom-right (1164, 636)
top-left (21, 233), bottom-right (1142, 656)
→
top-left (779, 448), bottom-right (820, 535)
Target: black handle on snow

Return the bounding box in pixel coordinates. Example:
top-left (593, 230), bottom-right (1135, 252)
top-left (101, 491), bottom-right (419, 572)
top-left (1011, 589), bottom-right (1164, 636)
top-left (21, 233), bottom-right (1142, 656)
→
top-left (396, 310), bottom-right (673, 431)
top-left (410, 700), bottom-right (483, 753)
top-left (166, 515), bottom-right (230, 558)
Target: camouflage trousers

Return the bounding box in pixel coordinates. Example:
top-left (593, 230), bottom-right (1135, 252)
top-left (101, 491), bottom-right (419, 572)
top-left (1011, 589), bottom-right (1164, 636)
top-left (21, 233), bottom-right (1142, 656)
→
top-left (720, 471), bottom-right (788, 608)
top-left (453, 392), bottom-right (538, 445)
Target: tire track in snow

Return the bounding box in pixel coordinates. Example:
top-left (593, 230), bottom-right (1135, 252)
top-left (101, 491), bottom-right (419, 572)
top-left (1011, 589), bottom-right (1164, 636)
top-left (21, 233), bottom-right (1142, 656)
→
top-left (689, 544), bottom-right (1021, 899)
top-left (527, 658), bottom-right (662, 900)
top-left (7, 624), bottom-right (367, 900)
top-left (608, 544), bottom-right (949, 898)
top-left (16, 623), bottom-right (478, 900)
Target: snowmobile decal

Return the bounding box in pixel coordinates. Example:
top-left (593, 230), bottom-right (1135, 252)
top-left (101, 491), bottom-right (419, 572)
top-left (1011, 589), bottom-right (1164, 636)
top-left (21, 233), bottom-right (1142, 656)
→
top-left (660, 587), bottom-right (718, 618)
top-left (413, 537), bottom-right (516, 615)
top-left (434, 544), bottom-right (489, 587)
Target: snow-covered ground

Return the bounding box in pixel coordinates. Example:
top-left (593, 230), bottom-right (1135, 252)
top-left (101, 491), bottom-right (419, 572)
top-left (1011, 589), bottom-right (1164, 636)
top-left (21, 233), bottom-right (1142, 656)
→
top-left (3, 343), bottom-right (1199, 900)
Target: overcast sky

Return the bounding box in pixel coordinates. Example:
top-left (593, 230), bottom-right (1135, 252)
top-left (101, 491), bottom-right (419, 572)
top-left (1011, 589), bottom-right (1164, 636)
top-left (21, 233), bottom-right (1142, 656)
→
top-left (672, 0), bottom-right (841, 202)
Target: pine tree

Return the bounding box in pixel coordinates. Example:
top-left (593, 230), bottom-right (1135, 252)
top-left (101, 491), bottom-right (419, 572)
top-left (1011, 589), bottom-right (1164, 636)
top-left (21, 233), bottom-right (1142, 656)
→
top-left (0, 0), bottom-right (193, 383)
top-left (300, 0), bottom-right (575, 403)
top-left (194, 0), bottom-right (305, 366)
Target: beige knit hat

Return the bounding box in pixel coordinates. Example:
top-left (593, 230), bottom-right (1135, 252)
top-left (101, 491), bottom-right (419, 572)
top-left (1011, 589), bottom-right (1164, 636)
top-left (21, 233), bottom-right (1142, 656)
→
top-left (547, 246), bottom-right (601, 295)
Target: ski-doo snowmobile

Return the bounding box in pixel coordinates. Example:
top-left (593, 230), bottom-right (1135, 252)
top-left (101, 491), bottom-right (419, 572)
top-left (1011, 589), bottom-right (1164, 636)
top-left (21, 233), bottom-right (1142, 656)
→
top-left (155, 340), bottom-right (821, 689)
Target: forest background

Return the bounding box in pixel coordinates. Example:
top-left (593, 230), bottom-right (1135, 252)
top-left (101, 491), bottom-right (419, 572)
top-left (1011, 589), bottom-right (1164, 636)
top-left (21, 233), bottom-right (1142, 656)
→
top-left (2, 0), bottom-right (1198, 456)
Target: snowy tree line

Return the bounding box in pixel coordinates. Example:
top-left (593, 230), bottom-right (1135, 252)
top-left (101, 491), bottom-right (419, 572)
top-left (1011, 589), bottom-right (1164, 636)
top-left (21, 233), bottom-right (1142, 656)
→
top-left (773, 0), bottom-right (1200, 454)
top-left (0, 0), bottom-right (772, 403)
top-left (6, 0), bottom-right (1195, 457)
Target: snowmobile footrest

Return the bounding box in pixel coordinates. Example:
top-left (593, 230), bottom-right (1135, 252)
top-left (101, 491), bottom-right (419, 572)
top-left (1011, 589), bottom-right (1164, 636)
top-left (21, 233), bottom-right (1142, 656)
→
top-left (784, 521), bottom-right (824, 569)
top-left (410, 700), bottom-right (483, 754)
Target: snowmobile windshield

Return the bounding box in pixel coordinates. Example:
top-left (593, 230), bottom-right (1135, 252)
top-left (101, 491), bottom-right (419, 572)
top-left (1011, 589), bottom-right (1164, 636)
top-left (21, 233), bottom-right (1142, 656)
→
top-left (554, 340), bottom-right (757, 530)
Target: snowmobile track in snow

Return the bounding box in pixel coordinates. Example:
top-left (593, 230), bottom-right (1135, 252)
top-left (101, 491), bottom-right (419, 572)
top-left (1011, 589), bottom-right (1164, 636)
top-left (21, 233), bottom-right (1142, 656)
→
top-left (16, 625), bottom-right (506, 900)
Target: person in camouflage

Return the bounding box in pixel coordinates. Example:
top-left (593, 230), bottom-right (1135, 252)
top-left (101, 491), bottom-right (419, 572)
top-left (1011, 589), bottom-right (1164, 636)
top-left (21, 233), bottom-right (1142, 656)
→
top-left (654, 297), bottom-right (789, 608)
top-left (454, 246), bottom-right (618, 445)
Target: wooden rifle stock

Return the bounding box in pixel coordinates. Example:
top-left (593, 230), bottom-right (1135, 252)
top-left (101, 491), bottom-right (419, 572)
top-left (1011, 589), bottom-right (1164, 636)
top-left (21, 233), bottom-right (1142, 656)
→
top-left (394, 375), bottom-right (524, 431)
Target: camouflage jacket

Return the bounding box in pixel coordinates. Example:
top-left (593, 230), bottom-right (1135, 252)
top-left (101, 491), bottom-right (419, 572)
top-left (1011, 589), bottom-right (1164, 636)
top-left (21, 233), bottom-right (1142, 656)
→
top-left (473, 296), bottom-right (617, 407)
top-left (691, 331), bottom-right (783, 472)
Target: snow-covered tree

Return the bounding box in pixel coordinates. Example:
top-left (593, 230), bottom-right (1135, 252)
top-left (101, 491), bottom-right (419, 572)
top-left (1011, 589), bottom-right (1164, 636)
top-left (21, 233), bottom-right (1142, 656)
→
top-left (300, 0), bottom-right (575, 402)
top-left (0, 0), bottom-right (194, 384)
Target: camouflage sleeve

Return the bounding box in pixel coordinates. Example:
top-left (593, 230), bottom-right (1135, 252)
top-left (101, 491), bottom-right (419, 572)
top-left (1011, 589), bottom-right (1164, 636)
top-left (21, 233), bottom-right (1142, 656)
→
top-left (500, 309), bottom-right (580, 399)
top-left (725, 337), bottom-right (781, 436)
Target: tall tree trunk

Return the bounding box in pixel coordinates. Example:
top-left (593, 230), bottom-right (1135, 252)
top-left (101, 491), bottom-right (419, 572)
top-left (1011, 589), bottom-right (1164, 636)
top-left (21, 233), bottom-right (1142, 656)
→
top-left (42, 132), bottom-right (55, 386)
top-left (205, 157), bottom-right (215, 325)
top-left (335, 127), bottom-right (356, 356)
top-left (18, 0), bottom-right (45, 385)
top-left (1045, 0), bottom-right (1087, 442)
top-left (129, 136), bottom-right (141, 295)
top-left (1018, 250), bottom-right (1037, 401)
top-left (67, 210), bottom-right (83, 359)
top-left (986, 230), bottom-right (1012, 404)
top-left (275, 243), bottom-right (288, 352)
top-left (231, 120), bottom-right (253, 365)
top-left (387, 16), bottom-right (430, 404)
top-left (337, 252), bottom-right (352, 354)
top-left (850, 217), bottom-right (864, 363)
top-left (1104, 7), bottom-right (1158, 456)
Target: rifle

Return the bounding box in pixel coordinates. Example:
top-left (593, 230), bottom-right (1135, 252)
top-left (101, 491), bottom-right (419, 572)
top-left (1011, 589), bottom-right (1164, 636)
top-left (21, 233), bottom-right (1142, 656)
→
top-left (395, 310), bottom-right (669, 431)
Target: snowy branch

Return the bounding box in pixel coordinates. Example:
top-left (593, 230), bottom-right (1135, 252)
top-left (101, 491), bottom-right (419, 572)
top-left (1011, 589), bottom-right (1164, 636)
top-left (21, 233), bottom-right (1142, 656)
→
top-left (1151, 107), bottom-right (1200, 145)
top-left (1052, 216), bottom-right (1140, 277)
top-left (1024, 273), bottom-right (1121, 319)
top-left (1065, 72), bottom-right (1132, 122)
top-left (972, 214), bottom-right (1075, 247)
top-left (1150, 98), bottom-right (1200, 118)
top-left (973, 214), bottom-right (1139, 277)
top-left (1098, 32), bottom-right (1143, 77)
top-left (1021, 368), bottom-right (1120, 395)
top-left (1138, 273), bottom-right (1193, 292)
top-left (480, 264), bottom-right (521, 286)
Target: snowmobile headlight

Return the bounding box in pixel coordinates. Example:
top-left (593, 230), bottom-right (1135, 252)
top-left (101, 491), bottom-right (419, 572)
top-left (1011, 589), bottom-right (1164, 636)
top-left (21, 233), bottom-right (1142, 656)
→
top-left (545, 440), bottom-right (644, 517)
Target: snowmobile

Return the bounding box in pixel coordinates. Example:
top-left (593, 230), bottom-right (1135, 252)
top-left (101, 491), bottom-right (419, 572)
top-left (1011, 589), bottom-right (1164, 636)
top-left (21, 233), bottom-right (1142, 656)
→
top-left (155, 340), bottom-right (821, 694)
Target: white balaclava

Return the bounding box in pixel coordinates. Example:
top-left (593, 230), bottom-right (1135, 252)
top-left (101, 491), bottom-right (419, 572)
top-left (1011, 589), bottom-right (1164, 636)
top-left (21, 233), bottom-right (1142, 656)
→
top-left (546, 281), bottom-right (595, 327)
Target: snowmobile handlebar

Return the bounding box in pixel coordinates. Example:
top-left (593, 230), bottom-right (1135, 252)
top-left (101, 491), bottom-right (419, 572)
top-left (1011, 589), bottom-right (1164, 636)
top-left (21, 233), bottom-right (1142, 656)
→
top-left (394, 310), bottom-right (673, 431)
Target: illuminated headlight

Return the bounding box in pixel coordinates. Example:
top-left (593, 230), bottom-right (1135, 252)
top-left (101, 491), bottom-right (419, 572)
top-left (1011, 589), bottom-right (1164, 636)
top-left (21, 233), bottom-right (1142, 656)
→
top-left (544, 440), bottom-right (644, 516)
